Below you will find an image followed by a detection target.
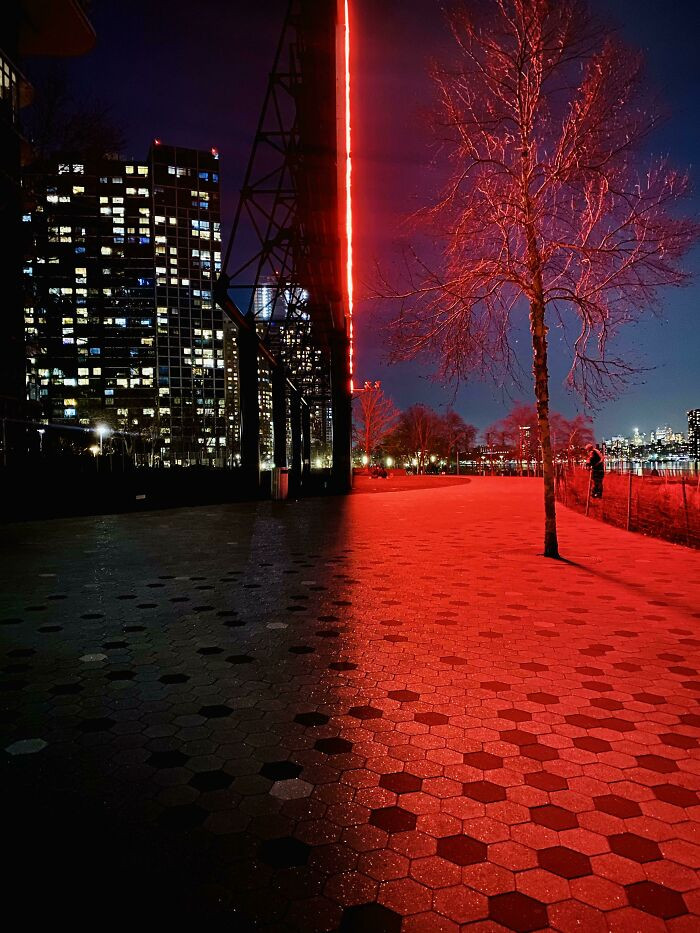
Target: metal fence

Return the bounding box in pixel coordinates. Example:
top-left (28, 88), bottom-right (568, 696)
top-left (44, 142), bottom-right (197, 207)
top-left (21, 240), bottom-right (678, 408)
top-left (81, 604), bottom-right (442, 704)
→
top-left (556, 467), bottom-right (700, 549)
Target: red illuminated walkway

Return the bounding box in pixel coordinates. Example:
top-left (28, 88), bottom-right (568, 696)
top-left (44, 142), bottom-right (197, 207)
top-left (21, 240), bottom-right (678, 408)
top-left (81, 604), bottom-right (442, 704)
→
top-left (2, 478), bottom-right (700, 929)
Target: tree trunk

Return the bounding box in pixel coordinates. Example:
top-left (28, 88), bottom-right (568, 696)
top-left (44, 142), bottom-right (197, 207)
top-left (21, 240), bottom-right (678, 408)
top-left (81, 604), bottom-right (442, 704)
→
top-left (529, 295), bottom-right (559, 558)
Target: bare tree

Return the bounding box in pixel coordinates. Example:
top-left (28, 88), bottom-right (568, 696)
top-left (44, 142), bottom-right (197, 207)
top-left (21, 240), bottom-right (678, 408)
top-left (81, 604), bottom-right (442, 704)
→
top-left (488, 403), bottom-right (594, 469)
top-left (383, 0), bottom-right (698, 557)
top-left (25, 66), bottom-right (125, 160)
top-left (437, 409), bottom-right (477, 470)
top-left (390, 404), bottom-right (442, 473)
top-left (552, 412), bottom-right (595, 465)
top-left (353, 382), bottom-right (399, 464)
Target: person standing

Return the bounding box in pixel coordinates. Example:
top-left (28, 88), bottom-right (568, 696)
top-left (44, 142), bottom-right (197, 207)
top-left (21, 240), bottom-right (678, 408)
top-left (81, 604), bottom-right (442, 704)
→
top-left (585, 443), bottom-right (605, 498)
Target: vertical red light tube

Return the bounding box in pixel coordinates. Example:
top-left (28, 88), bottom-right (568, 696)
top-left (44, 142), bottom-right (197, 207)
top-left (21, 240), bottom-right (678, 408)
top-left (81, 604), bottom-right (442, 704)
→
top-left (344, 0), bottom-right (354, 390)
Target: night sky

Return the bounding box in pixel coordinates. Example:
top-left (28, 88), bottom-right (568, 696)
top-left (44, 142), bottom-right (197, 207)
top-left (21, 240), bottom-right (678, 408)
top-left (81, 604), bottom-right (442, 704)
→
top-left (40, 0), bottom-right (700, 439)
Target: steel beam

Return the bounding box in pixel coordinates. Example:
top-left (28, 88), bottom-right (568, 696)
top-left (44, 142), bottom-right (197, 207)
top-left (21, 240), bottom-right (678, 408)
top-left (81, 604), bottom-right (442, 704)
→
top-left (272, 359), bottom-right (287, 468)
top-left (237, 313), bottom-right (261, 493)
top-left (330, 329), bottom-right (352, 493)
top-left (302, 399), bottom-right (311, 484)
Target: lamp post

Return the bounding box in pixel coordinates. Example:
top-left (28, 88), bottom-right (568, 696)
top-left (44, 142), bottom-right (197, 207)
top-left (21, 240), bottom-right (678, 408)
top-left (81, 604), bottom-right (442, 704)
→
top-left (37, 428), bottom-right (45, 454)
top-left (96, 424), bottom-right (110, 455)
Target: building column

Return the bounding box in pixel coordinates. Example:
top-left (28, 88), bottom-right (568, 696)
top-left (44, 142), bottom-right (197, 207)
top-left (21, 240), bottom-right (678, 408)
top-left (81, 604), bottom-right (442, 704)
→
top-left (237, 315), bottom-right (260, 493)
top-left (330, 328), bottom-right (352, 493)
top-left (290, 386), bottom-right (302, 494)
top-left (272, 359), bottom-right (287, 468)
top-left (302, 399), bottom-right (311, 484)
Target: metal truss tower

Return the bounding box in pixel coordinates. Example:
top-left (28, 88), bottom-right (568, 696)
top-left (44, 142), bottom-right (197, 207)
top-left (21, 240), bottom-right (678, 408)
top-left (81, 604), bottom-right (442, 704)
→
top-left (215, 0), bottom-right (353, 495)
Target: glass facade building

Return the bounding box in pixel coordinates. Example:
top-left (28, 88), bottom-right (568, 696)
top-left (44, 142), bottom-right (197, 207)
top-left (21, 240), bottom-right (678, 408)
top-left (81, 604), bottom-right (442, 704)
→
top-left (23, 143), bottom-right (228, 465)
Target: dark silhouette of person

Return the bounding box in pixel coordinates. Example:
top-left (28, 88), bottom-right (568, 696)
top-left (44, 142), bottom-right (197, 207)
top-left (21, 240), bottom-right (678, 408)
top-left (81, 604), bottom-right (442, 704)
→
top-left (585, 443), bottom-right (605, 498)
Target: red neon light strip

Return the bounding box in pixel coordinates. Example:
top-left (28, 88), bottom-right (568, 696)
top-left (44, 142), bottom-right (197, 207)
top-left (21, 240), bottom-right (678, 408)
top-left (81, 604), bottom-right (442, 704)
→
top-left (344, 0), bottom-right (354, 387)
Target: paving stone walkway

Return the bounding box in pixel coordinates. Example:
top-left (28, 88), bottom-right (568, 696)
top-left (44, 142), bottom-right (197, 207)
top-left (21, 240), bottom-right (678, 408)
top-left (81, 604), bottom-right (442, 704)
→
top-left (2, 477), bottom-right (699, 930)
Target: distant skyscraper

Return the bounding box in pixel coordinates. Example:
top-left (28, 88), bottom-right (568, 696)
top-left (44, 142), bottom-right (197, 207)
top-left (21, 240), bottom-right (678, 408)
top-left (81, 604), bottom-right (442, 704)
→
top-left (689, 409), bottom-right (700, 459)
top-left (23, 142), bottom-right (229, 465)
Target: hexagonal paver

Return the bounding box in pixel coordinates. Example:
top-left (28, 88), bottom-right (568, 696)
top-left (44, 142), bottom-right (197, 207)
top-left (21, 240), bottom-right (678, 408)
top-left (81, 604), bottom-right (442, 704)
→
top-left (489, 891), bottom-right (549, 932)
top-left (525, 772), bottom-right (568, 792)
top-left (387, 690), bottom-right (420, 703)
top-left (159, 673), bottom-right (189, 684)
top-left (379, 772), bottom-right (423, 794)
top-left (77, 717), bottom-right (115, 732)
top-left (189, 769), bottom-right (233, 792)
top-left (260, 760), bottom-right (303, 781)
top-left (148, 750), bottom-right (189, 769)
top-left (626, 881), bottom-right (687, 919)
top-left (436, 834), bottom-right (487, 866)
top-left (592, 795), bottom-right (642, 819)
top-left (526, 692), bottom-right (559, 705)
top-left (348, 705), bottom-right (383, 720)
top-left (499, 708), bottom-right (532, 722)
top-left (369, 807), bottom-right (417, 834)
top-left (635, 754), bottom-right (678, 773)
top-left (414, 712), bottom-right (449, 726)
top-left (463, 751), bottom-right (503, 770)
top-left (537, 846), bottom-right (592, 879)
top-left (314, 737), bottom-right (353, 755)
top-left (259, 836), bottom-right (311, 868)
top-left (198, 704), bottom-right (233, 719)
top-left (609, 833), bottom-right (662, 863)
top-left (5, 738), bottom-right (47, 755)
top-left (530, 805), bottom-right (579, 831)
top-left (653, 784), bottom-right (698, 808)
top-left (463, 780), bottom-right (507, 803)
top-left (339, 902), bottom-right (402, 933)
top-left (294, 711), bottom-right (330, 727)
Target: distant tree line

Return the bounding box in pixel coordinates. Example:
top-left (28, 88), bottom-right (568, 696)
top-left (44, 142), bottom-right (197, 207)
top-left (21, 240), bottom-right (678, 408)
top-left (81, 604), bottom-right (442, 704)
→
top-left (353, 384), bottom-right (593, 474)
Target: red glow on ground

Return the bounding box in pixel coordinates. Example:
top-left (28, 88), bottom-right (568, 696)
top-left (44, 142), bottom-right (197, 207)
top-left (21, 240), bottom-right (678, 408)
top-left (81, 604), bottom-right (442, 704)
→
top-left (344, 0), bottom-right (354, 380)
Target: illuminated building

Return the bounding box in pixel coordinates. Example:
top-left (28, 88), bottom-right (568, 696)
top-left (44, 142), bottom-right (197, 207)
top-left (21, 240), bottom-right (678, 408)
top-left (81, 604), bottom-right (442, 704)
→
top-left (150, 143), bottom-right (225, 465)
top-left (1, 0), bottom-right (94, 455)
top-left (689, 409), bottom-right (700, 459)
top-left (23, 143), bottom-right (228, 465)
top-left (250, 279), bottom-right (333, 467)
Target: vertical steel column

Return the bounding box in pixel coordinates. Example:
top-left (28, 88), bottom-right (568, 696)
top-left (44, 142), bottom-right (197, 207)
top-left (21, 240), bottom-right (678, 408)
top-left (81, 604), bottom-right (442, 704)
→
top-left (302, 400), bottom-right (311, 484)
top-left (237, 315), bottom-right (261, 493)
top-left (330, 329), bottom-right (352, 492)
top-left (272, 360), bottom-right (287, 468)
top-left (290, 387), bottom-right (302, 493)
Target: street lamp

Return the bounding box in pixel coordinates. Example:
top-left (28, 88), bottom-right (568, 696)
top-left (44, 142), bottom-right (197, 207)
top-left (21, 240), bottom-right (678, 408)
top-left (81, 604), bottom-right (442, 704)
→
top-left (37, 428), bottom-right (45, 454)
top-left (96, 424), bottom-right (111, 454)
top-left (385, 456), bottom-right (393, 468)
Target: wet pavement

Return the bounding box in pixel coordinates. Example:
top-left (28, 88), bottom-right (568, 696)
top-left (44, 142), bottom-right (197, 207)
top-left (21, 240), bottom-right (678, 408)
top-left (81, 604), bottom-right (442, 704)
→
top-left (2, 477), bottom-right (700, 930)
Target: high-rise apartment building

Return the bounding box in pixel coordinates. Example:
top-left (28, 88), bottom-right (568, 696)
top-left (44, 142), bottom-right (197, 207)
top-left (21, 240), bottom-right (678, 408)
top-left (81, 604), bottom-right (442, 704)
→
top-left (1, 1), bottom-right (94, 458)
top-left (689, 409), bottom-right (700, 459)
top-left (23, 142), bottom-right (230, 465)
